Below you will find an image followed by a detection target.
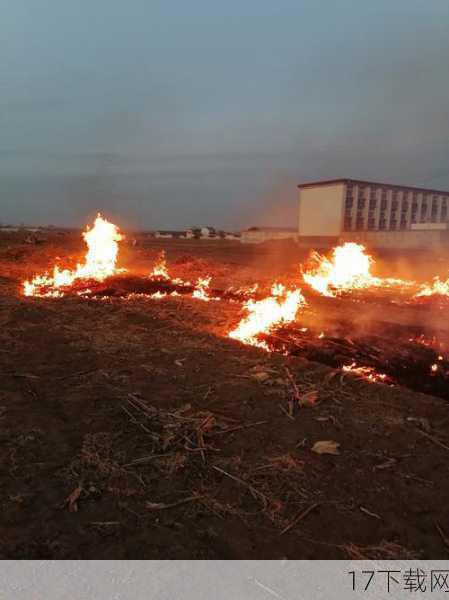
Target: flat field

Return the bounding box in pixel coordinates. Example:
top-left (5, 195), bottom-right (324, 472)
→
top-left (1, 234), bottom-right (449, 558)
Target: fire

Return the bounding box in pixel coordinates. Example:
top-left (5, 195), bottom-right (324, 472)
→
top-left (303, 242), bottom-right (411, 297)
top-left (151, 291), bottom-right (167, 299)
top-left (303, 243), bottom-right (380, 297)
top-left (23, 214), bottom-right (123, 297)
top-left (148, 253), bottom-right (215, 302)
top-left (228, 284), bottom-right (306, 349)
top-left (342, 362), bottom-right (389, 383)
top-left (416, 276), bottom-right (449, 298)
top-left (149, 251), bottom-right (170, 280)
top-left (192, 276), bottom-right (215, 302)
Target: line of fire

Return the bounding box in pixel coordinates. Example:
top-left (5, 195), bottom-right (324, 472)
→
top-left (20, 207), bottom-right (449, 403)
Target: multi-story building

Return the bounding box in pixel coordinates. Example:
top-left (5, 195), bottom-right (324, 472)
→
top-left (298, 178), bottom-right (449, 249)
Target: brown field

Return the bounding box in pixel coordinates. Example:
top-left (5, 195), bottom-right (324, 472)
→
top-left (1, 232), bottom-right (449, 559)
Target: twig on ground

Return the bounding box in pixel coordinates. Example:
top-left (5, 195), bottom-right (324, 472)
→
top-left (209, 420), bottom-right (268, 436)
top-left (415, 428), bottom-right (449, 452)
top-left (122, 454), bottom-right (171, 467)
top-left (360, 506), bottom-right (381, 520)
top-left (285, 367), bottom-right (300, 417)
top-left (56, 369), bottom-right (98, 380)
top-left (278, 403), bottom-right (294, 420)
top-left (280, 503), bottom-right (319, 535)
top-left (212, 465), bottom-right (268, 508)
top-left (146, 495), bottom-right (204, 511)
top-left (435, 521), bottom-right (449, 551)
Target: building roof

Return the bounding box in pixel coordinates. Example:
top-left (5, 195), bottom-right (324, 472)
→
top-left (297, 178), bottom-right (449, 195)
top-left (245, 226), bottom-right (297, 232)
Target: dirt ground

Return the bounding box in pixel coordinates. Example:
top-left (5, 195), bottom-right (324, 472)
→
top-left (1, 234), bottom-right (449, 559)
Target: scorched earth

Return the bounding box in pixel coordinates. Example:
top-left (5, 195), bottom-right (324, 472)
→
top-left (1, 218), bottom-right (449, 559)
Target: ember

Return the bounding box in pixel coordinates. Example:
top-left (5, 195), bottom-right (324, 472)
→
top-left (148, 251), bottom-right (215, 301)
top-left (342, 362), bottom-right (389, 383)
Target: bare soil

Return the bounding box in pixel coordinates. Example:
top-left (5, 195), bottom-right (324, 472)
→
top-left (1, 234), bottom-right (449, 559)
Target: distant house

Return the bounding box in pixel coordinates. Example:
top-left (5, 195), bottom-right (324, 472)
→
top-left (200, 226), bottom-right (216, 238)
top-left (240, 226), bottom-right (298, 244)
top-left (184, 226), bottom-right (217, 239)
top-left (0, 226), bottom-right (20, 233)
top-left (154, 230), bottom-right (185, 239)
top-left (220, 231), bottom-right (240, 240)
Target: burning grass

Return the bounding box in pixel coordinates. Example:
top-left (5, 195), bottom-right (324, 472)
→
top-left (18, 215), bottom-right (449, 401)
top-left (416, 276), bottom-right (449, 299)
top-left (302, 242), bottom-right (415, 297)
top-left (228, 284), bottom-right (306, 349)
top-left (23, 215), bottom-right (124, 297)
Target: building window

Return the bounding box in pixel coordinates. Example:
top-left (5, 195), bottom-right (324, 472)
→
top-left (421, 199), bottom-right (428, 222)
top-left (431, 196), bottom-right (438, 222)
top-left (343, 217), bottom-right (352, 231)
top-left (441, 200), bottom-right (447, 221)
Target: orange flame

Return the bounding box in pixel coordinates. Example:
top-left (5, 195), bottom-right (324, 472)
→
top-left (303, 243), bottom-right (378, 297)
top-left (416, 276), bottom-right (449, 298)
top-left (192, 276), bottom-right (216, 302)
top-left (149, 251), bottom-right (170, 280)
top-left (342, 362), bottom-right (388, 383)
top-left (23, 214), bottom-right (123, 297)
top-left (148, 254), bottom-right (215, 302)
top-left (303, 242), bottom-right (412, 297)
top-left (228, 284), bottom-right (306, 349)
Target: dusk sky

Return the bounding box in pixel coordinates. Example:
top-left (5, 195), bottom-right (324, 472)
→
top-left (1, 0), bottom-right (449, 230)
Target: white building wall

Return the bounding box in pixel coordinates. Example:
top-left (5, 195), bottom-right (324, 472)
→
top-left (241, 229), bottom-right (297, 244)
top-left (298, 183), bottom-right (345, 236)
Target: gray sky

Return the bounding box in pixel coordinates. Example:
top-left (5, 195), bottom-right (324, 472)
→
top-left (1, 0), bottom-right (449, 229)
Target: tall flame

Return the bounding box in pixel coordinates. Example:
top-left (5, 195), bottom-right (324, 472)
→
top-left (23, 214), bottom-right (123, 297)
top-left (228, 284), bottom-right (306, 349)
top-left (149, 251), bottom-right (170, 280)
